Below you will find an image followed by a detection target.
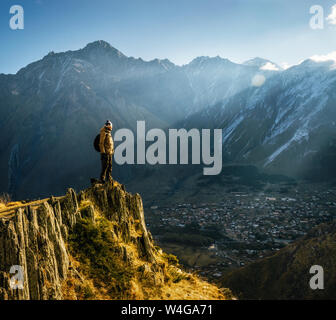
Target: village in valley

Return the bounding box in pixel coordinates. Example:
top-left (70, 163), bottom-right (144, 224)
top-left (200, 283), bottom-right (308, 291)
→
top-left (145, 184), bottom-right (336, 280)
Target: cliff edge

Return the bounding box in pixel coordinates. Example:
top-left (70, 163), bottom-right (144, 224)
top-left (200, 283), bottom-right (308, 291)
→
top-left (0, 180), bottom-right (232, 300)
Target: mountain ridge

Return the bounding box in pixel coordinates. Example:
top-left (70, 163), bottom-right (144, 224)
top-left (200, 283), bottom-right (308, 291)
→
top-left (1, 40), bottom-right (336, 201)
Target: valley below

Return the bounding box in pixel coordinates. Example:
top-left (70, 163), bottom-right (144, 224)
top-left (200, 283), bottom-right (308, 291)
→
top-left (144, 180), bottom-right (336, 289)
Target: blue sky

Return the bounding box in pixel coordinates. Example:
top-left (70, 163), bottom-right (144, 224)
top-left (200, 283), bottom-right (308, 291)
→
top-left (1, 0), bottom-right (336, 74)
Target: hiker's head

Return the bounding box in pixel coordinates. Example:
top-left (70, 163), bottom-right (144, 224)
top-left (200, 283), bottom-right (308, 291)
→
top-left (105, 120), bottom-right (112, 129)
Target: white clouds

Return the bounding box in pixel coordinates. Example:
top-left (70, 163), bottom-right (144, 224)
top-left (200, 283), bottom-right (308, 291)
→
top-left (260, 62), bottom-right (280, 71)
top-left (310, 51), bottom-right (336, 64)
top-left (327, 4), bottom-right (336, 25)
top-left (310, 51), bottom-right (336, 69)
top-left (280, 62), bottom-right (292, 70)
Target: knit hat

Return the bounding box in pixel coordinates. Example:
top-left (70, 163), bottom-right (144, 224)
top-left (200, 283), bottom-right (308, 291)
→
top-left (105, 120), bottom-right (112, 127)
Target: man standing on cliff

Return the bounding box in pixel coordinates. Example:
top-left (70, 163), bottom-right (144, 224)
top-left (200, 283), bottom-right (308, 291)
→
top-left (99, 120), bottom-right (114, 183)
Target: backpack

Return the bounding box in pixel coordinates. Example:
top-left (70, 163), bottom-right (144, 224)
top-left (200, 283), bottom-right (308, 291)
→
top-left (94, 134), bottom-right (100, 152)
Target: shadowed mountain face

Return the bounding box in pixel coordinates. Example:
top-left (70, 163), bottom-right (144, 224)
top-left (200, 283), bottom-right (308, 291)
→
top-left (0, 40), bottom-right (335, 200)
top-left (180, 59), bottom-right (336, 179)
top-left (0, 41), bottom-right (190, 199)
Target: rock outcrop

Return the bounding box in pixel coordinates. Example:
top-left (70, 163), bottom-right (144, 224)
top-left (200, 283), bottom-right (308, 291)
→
top-left (0, 181), bottom-right (231, 300)
top-left (0, 188), bottom-right (79, 299)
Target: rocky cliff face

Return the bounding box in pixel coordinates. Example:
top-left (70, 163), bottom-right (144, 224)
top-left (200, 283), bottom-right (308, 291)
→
top-left (0, 181), bottom-right (230, 300)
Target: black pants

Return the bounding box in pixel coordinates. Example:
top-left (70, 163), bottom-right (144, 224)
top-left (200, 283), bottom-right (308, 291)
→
top-left (100, 153), bottom-right (112, 182)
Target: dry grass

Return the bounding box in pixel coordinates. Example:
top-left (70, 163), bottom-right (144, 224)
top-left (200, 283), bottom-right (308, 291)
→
top-left (0, 193), bottom-right (10, 205)
top-left (0, 193), bottom-right (11, 210)
top-left (154, 276), bottom-right (227, 300)
top-left (64, 209), bottom-right (232, 300)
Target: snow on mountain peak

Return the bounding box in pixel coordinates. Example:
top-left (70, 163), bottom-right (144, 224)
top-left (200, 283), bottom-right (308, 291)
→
top-left (260, 62), bottom-right (280, 71)
top-left (83, 40), bottom-right (126, 58)
top-left (243, 57), bottom-right (282, 71)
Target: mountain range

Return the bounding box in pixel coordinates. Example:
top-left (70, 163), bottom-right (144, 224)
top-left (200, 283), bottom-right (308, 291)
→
top-left (1, 40), bottom-right (336, 200)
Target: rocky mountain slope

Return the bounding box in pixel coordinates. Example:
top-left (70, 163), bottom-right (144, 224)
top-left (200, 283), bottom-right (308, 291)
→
top-left (219, 221), bottom-right (336, 299)
top-left (181, 56), bottom-right (279, 115)
top-left (0, 180), bottom-right (231, 300)
top-left (181, 59), bottom-right (336, 179)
